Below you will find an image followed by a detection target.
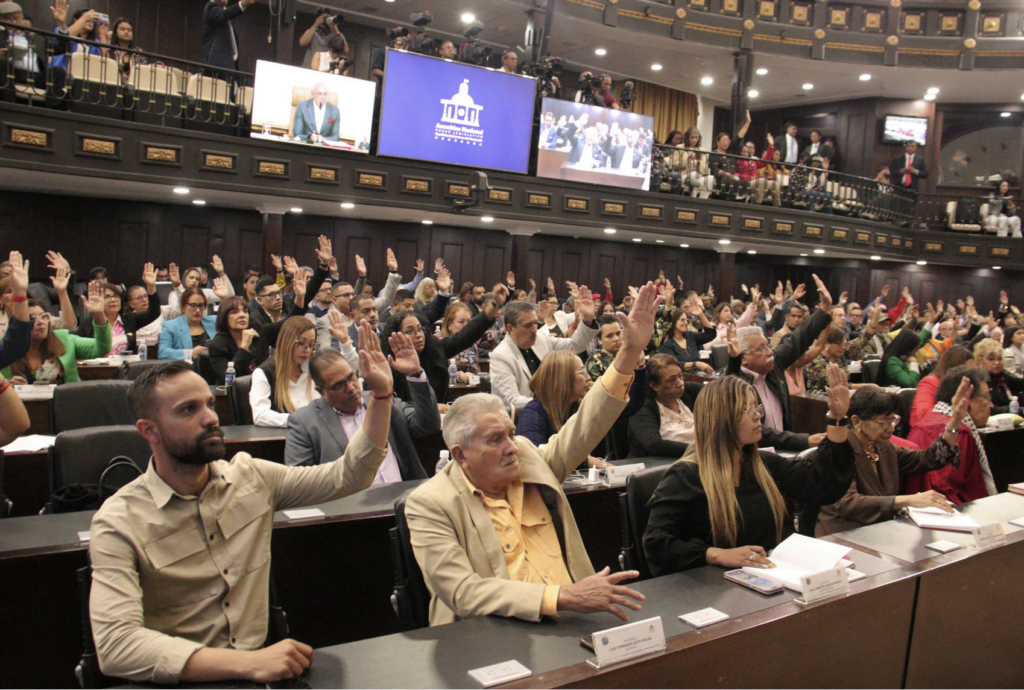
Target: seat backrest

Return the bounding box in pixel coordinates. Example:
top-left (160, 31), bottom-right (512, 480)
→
top-left (0, 450), bottom-right (10, 518)
top-left (862, 359), bottom-right (881, 385)
top-left (235, 85), bottom-right (253, 112)
top-left (229, 375), bottom-right (254, 426)
top-left (75, 564), bottom-right (113, 689)
top-left (620, 465), bottom-right (671, 581)
top-left (710, 344), bottom-right (731, 372)
top-left (131, 64), bottom-right (181, 95)
top-left (193, 350), bottom-right (218, 385)
top-left (69, 52), bottom-right (119, 85)
top-left (116, 359), bottom-right (163, 380)
top-left (50, 425), bottom-right (151, 494)
top-left (52, 380), bottom-right (134, 433)
top-left (895, 388), bottom-right (917, 438)
top-left (185, 73), bottom-right (232, 105)
top-left (390, 494), bottom-right (431, 631)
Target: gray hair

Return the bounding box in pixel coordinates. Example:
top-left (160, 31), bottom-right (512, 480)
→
top-left (442, 393), bottom-right (509, 449)
top-left (736, 326), bottom-right (766, 354)
top-left (309, 348), bottom-right (347, 387)
top-left (502, 301), bottom-right (537, 328)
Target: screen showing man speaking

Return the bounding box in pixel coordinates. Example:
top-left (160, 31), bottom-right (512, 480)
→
top-left (250, 60), bottom-right (376, 151)
top-left (377, 50), bottom-right (537, 174)
top-left (536, 98), bottom-right (654, 190)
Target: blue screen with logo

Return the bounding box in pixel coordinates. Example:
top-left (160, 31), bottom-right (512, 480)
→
top-left (377, 50), bottom-right (537, 174)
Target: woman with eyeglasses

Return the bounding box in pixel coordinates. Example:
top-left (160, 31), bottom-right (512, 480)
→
top-left (643, 366), bottom-right (854, 575)
top-left (971, 337), bottom-right (1024, 414)
top-left (158, 287), bottom-right (220, 361)
top-left (2, 281), bottom-right (112, 385)
top-left (250, 316), bottom-right (322, 427)
top-left (75, 263), bottom-right (160, 356)
top-left (815, 383), bottom-right (970, 536)
top-left (628, 354), bottom-right (705, 458)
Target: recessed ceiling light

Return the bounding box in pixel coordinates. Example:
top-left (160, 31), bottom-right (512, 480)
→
top-left (748, 89), bottom-right (759, 98)
top-left (813, 249), bottom-right (825, 254)
top-left (651, 63), bottom-right (663, 71)
top-left (747, 250), bottom-right (757, 254)
top-left (916, 260), bottom-right (927, 265)
top-left (192, 199), bottom-right (206, 206)
top-left (595, 48), bottom-right (607, 56)
top-left (604, 228), bottom-right (616, 234)
top-left (719, 239), bottom-right (731, 245)
top-left (927, 87), bottom-right (940, 94)
top-left (655, 240), bottom-right (665, 243)
top-left (460, 12), bottom-right (476, 23)
top-left (421, 220), bottom-right (433, 225)
top-left (1001, 112), bottom-right (1012, 118)
top-left (290, 207), bottom-right (303, 213)
top-left (173, 187), bottom-right (190, 195)
top-left (859, 74), bottom-right (872, 81)
top-left (632, 238), bottom-right (642, 242)
top-left (800, 253), bottom-right (808, 257)
top-left (802, 83), bottom-right (813, 90)
top-left (340, 202), bottom-right (355, 209)
top-left (870, 255), bottom-right (881, 260)
top-left (756, 68), bottom-right (768, 76)
top-left (1021, 94), bottom-right (1024, 101)
top-left (680, 244), bottom-right (689, 248)
top-left (480, 216), bottom-right (494, 222)
top-left (923, 94), bottom-right (936, 101)
top-left (701, 76), bottom-right (713, 86)
top-left (993, 266), bottom-right (1002, 270)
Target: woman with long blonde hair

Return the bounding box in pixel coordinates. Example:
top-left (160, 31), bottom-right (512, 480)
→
top-left (249, 316), bottom-right (321, 427)
top-left (643, 365), bottom-right (854, 575)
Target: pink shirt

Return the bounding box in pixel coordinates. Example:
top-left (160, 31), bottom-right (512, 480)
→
top-left (743, 365), bottom-right (785, 432)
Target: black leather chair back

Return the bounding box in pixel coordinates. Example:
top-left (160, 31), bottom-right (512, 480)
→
top-left (193, 350), bottom-right (218, 385)
top-left (710, 344), bottom-right (731, 372)
top-left (115, 359), bottom-right (163, 380)
top-left (390, 494), bottom-right (431, 631)
top-left (52, 380), bottom-right (134, 433)
top-left (0, 450), bottom-right (10, 518)
top-left (228, 375), bottom-right (254, 426)
top-left (618, 465), bottom-right (670, 581)
top-left (895, 388), bottom-right (917, 438)
top-left (49, 426), bottom-right (151, 503)
top-left (862, 359), bottom-right (882, 385)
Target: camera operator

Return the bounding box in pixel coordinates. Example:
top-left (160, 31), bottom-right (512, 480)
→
top-left (596, 74), bottom-right (619, 110)
top-left (312, 33), bottom-right (351, 76)
top-left (299, 8), bottom-right (347, 70)
top-left (371, 28), bottom-right (408, 79)
top-left (499, 49), bottom-right (518, 74)
top-left (572, 71), bottom-right (605, 107)
top-left (437, 39), bottom-right (456, 60)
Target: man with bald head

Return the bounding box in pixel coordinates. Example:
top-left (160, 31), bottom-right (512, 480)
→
top-left (292, 81), bottom-right (340, 144)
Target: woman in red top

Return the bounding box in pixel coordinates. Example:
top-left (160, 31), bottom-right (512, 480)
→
top-left (734, 134), bottom-right (775, 183)
top-left (909, 345), bottom-right (973, 429)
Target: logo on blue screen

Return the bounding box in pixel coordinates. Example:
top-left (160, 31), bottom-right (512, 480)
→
top-left (437, 79), bottom-right (484, 146)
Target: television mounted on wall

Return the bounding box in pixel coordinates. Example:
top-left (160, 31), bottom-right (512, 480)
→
top-left (882, 115), bottom-right (928, 145)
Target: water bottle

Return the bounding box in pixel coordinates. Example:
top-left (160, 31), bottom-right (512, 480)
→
top-left (449, 359), bottom-right (459, 387)
top-left (467, 347), bottom-right (477, 373)
top-left (1011, 396), bottom-right (1020, 416)
top-left (137, 340), bottom-right (147, 360)
top-left (435, 450), bottom-right (450, 474)
top-left (224, 362), bottom-right (236, 388)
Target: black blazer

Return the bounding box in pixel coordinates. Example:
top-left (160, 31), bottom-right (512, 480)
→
top-left (201, 0), bottom-right (245, 71)
top-left (727, 307), bottom-right (831, 451)
top-left (656, 328), bottom-right (716, 370)
top-left (889, 152), bottom-right (928, 192)
top-left (207, 297), bottom-right (310, 384)
top-left (628, 382), bottom-right (704, 459)
top-left (75, 292), bottom-right (161, 354)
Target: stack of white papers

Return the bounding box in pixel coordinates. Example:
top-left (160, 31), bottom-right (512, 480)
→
top-left (2, 434), bottom-right (57, 453)
top-left (743, 533), bottom-right (866, 592)
top-left (907, 507), bottom-right (980, 532)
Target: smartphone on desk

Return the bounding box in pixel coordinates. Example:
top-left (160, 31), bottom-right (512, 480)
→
top-left (724, 569), bottom-right (784, 595)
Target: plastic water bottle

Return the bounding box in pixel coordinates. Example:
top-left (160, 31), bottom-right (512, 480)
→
top-left (449, 359), bottom-right (459, 387)
top-left (1011, 396), bottom-right (1020, 416)
top-left (224, 362), bottom-right (236, 388)
top-left (435, 450), bottom-right (450, 474)
top-left (137, 340), bottom-right (147, 360)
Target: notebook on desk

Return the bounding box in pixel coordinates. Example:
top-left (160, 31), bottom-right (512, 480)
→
top-left (1009, 482), bottom-right (1024, 497)
top-left (742, 533), bottom-right (866, 593)
top-left (907, 507), bottom-right (980, 532)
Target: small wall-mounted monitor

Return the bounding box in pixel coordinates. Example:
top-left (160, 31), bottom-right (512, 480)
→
top-left (882, 115), bottom-right (928, 145)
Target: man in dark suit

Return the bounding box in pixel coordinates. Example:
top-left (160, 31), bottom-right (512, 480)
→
top-left (201, 0), bottom-right (256, 78)
top-left (568, 125), bottom-right (609, 168)
top-left (285, 345), bottom-right (439, 480)
top-left (726, 273), bottom-right (833, 452)
top-left (890, 140), bottom-right (928, 193)
top-left (608, 129), bottom-right (646, 172)
top-left (538, 111), bottom-right (560, 149)
top-left (800, 130), bottom-right (833, 165)
top-left (292, 82), bottom-right (341, 144)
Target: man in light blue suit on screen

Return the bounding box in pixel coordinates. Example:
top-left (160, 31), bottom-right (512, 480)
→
top-left (293, 82), bottom-right (340, 144)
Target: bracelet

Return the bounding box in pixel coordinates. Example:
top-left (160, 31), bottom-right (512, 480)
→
top-left (10, 294), bottom-right (26, 303)
top-left (371, 389), bottom-right (394, 400)
top-left (0, 380), bottom-right (11, 396)
top-left (944, 424), bottom-right (959, 435)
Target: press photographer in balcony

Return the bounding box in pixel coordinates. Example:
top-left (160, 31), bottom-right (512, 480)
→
top-left (299, 8), bottom-right (347, 70)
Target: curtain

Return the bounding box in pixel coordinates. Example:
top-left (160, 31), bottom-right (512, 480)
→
top-left (627, 80), bottom-right (699, 144)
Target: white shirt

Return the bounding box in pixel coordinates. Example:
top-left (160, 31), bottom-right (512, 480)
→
top-left (786, 134), bottom-right (799, 163)
top-left (313, 102), bottom-right (326, 134)
top-left (618, 145), bottom-right (636, 171)
top-left (13, 34), bottom-right (38, 73)
top-left (657, 399), bottom-right (696, 445)
top-left (335, 405), bottom-right (402, 484)
top-left (250, 363), bottom-right (321, 428)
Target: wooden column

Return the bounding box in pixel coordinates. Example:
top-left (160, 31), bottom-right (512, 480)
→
top-left (507, 228), bottom-right (536, 295)
top-left (717, 251), bottom-right (736, 301)
top-left (262, 212), bottom-right (283, 276)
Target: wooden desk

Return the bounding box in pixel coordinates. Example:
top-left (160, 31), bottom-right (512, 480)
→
top-left (75, 364), bottom-right (116, 381)
top-left (446, 383), bottom-right (479, 402)
top-left (789, 392), bottom-right (830, 435)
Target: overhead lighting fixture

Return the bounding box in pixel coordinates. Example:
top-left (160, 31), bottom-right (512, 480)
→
top-left (916, 260), bottom-right (927, 265)
top-left (651, 63), bottom-right (663, 71)
top-left (870, 255), bottom-right (881, 261)
top-left (923, 94), bottom-right (936, 101)
top-left (604, 228), bottom-right (617, 234)
top-left (480, 216), bottom-right (494, 222)
top-left (701, 76), bottom-right (713, 86)
top-left (802, 83), bottom-right (814, 90)
top-left (192, 199), bottom-right (206, 205)
top-left (632, 238), bottom-right (642, 242)
top-left (340, 202), bottom-right (355, 209)
top-left (290, 207), bottom-right (303, 213)
top-left (718, 239), bottom-right (731, 245)
top-left (748, 89), bottom-right (759, 98)
top-left (756, 68), bottom-right (768, 76)
top-left (1001, 112), bottom-right (1012, 118)
top-left (1021, 94), bottom-right (1024, 101)
top-left (813, 249), bottom-right (825, 254)
top-left (421, 219), bottom-right (433, 225)
top-left (656, 240), bottom-right (665, 244)
top-left (460, 12), bottom-right (476, 23)
top-left (680, 244), bottom-right (689, 248)
top-left (800, 253), bottom-right (808, 257)
top-left (859, 74), bottom-right (872, 81)
top-left (993, 266), bottom-right (1002, 270)
top-left (747, 250), bottom-right (757, 255)
top-left (173, 187), bottom-right (190, 195)
top-left (595, 48), bottom-right (607, 56)
top-left (927, 87), bottom-right (940, 94)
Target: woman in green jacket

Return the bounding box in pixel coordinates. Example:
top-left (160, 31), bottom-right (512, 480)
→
top-left (3, 282), bottom-right (112, 384)
top-left (878, 324), bottom-right (933, 388)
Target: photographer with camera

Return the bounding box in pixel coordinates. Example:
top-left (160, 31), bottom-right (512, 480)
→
top-left (371, 29), bottom-right (407, 79)
top-left (572, 71), bottom-right (604, 107)
top-left (312, 33), bottom-right (351, 75)
top-left (299, 8), bottom-right (347, 69)
top-left (596, 74), bottom-right (619, 110)
top-left (437, 39), bottom-right (456, 60)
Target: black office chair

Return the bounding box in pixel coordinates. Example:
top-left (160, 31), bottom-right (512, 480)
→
top-left (862, 359), bottom-right (882, 385)
top-left (617, 465), bottom-right (670, 582)
top-left (710, 344), bottom-right (731, 372)
top-left (389, 494), bottom-right (431, 631)
top-left (0, 450), bottom-right (11, 518)
top-left (52, 380), bottom-right (134, 433)
top-left (115, 359), bottom-right (163, 380)
top-left (44, 426), bottom-right (150, 514)
top-left (895, 388), bottom-right (917, 439)
top-left (228, 375), bottom-right (254, 426)
top-left (193, 350), bottom-right (218, 385)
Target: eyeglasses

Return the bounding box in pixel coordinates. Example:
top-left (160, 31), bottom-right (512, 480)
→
top-left (131, 294), bottom-right (148, 302)
top-left (743, 404), bottom-right (765, 420)
top-left (325, 371), bottom-right (361, 393)
top-left (317, 287), bottom-right (332, 294)
top-left (294, 340), bottom-right (319, 353)
top-left (260, 290), bottom-right (282, 299)
top-left (185, 302), bottom-right (207, 311)
top-left (401, 326), bottom-right (425, 336)
top-left (865, 415), bottom-right (900, 429)
top-left (748, 344), bottom-right (772, 355)
top-left (336, 292), bottom-right (355, 300)
top-left (103, 295), bottom-right (121, 302)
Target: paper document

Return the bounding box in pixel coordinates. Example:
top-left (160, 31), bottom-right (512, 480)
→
top-left (14, 384), bottom-right (56, 400)
top-left (907, 507), bottom-right (980, 532)
top-left (2, 434), bottom-right (57, 453)
top-left (743, 533), bottom-right (866, 592)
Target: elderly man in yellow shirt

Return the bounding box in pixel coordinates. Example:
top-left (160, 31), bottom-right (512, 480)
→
top-left (406, 283), bottom-right (662, 625)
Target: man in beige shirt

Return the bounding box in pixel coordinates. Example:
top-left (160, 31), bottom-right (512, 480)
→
top-left (406, 283), bottom-right (662, 626)
top-left (89, 323), bottom-right (396, 685)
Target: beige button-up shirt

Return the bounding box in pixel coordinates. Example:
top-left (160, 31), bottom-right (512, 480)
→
top-left (88, 431), bottom-right (387, 684)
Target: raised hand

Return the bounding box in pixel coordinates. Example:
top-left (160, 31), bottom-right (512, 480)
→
top-left (677, 275), bottom-right (684, 291)
top-left (83, 280), bottom-right (106, 323)
top-left (966, 295), bottom-right (974, 307)
top-left (357, 321), bottom-right (393, 396)
top-left (506, 270), bottom-right (515, 286)
top-left (726, 322), bottom-right (741, 358)
top-left (766, 131), bottom-right (774, 146)
top-left (490, 283), bottom-right (510, 308)
top-left (529, 278), bottom-right (536, 291)
top-left (617, 282), bottom-right (662, 355)
top-left (354, 254), bottom-right (366, 277)
top-left (566, 281), bottom-right (579, 298)
top-left (902, 286), bottom-right (914, 305)
top-left (825, 363), bottom-right (850, 419)
top-left (880, 284), bottom-right (891, 300)
top-left (949, 376), bottom-right (974, 429)
top-left (838, 291), bottom-right (848, 307)
top-left (576, 285), bottom-right (596, 324)
top-left (270, 254), bottom-right (283, 273)
top-left (50, 0), bottom-right (68, 26)
top-left (50, 265), bottom-right (70, 293)
top-left (212, 276), bottom-right (230, 300)
top-left (327, 309), bottom-right (351, 344)
top-left (741, 283), bottom-right (749, 295)
top-left (812, 274), bottom-right (832, 311)
top-left (282, 256), bottom-right (299, 277)
top-left (291, 273), bottom-right (307, 301)
top-left (315, 235), bottom-right (333, 266)
top-left (387, 331), bottom-right (421, 376)
top-left (386, 248), bottom-right (398, 273)
top-left (210, 254), bottom-right (225, 276)
top-left (239, 328), bottom-right (259, 352)
top-left (142, 262), bottom-right (156, 291)
top-left (7, 251), bottom-right (29, 294)
top-left (792, 282), bottom-right (807, 302)
top-left (773, 281), bottom-right (784, 305)
top-left (434, 257), bottom-right (444, 273)
top-left (435, 268), bottom-right (452, 294)
top-left (750, 284), bottom-right (761, 304)
top-left (45, 250), bottom-right (70, 273)
top-left (168, 262), bottom-right (180, 286)
top-left (415, 259), bottom-right (424, 274)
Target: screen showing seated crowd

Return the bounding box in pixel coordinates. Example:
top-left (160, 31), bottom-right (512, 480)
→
top-left (249, 60), bottom-right (376, 152)
top-left (882, 115), bottom-right (928, 145)
top-left (377, 50), bottom-right (537, 174)
top-left (536, 98), bottom-right (655, 191)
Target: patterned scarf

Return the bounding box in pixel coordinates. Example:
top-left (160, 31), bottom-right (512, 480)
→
top-left (932, 402), bottom-right (997, 496)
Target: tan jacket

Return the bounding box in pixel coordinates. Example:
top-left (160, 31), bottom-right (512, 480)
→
top-left (406, 376), bottom-right (628, 626)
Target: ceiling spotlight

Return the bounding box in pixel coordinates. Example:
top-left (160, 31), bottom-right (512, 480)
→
top-left (701, 76), bottom-right (713, 86)
top-left (859, 74), bottom-right (872, 81)
top-left (173, 187), bottom-right (190, 195)
top-left (1021, 94), bottom-right (1024, 101)
top-left (800, 253), bottom-right (808, 257)
top-left (192, 199), bottom-right (206, 205)
top-left (923, 94), bottom-right (936, 101)
top-left (747, 250), bottom-right (757, 255)
top-left (480, 216), bottom-right (494, 222)
top-left (632, 238), bottom-right (642, 242)
top-left (656, 240), bottom-right (665, 243)
top-left (460, 12), bottom-right (476, 23)
top-left (802, 83), bottom-right (813, 90)
top-left (756, 68), bottom-right (768, 76)
top-left (651, 63), bottom-right (663, 71)
top-left (604, 228), bottom-right (617, 234)
top-left (719, 239), bottom-right (731, 245)
top-left (813, 249), bottom-right (825, 254)
top-left (290, 207), bottom-right (303, 213)
top-left (595, 48), bottom-right (607, 56)
top-left (993, 266), bottom-right (1002, 270)
top-left (340, 202), bottom-right (355, 209)
top-left (870, 255), bottom-right (881, 261)
top-left (916, 260), bottom-right (927, 265)
top-left (421, 220), bottom-right (433, 225)
top-left (748, 89), bottom-right (759, 98)
top-left (1001, 112), bottom-right (1012, 118)
top-left (680, 244), bottom-right (689, 248)
top-left (927, 87), bottom-right (940, 94)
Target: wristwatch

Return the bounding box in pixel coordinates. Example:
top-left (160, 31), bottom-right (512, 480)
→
top-left (825, 415), bottom-right (850, 427)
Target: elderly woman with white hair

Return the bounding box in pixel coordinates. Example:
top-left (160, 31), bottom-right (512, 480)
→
top-left (404, 283), bottom-right (663, 627)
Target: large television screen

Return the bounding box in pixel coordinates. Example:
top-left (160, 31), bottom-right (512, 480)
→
top-left (250, 60), bottom-right (376, 151)
top-left (882, 115), bottom-right (928, 145)
top-left (377, 50), bottom-right (537, 174)
top-left (536, 98), bottom-right (654, 190)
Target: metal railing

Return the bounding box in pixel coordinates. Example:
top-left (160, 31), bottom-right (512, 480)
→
top-left (651, 144), bottom-right (918, 226)
top-left (0, 21), bottom-right (253, 127)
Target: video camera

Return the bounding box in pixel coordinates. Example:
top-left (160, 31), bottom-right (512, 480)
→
top-left (313, 8), bottom-right (343, 31)
top-left (385, 12), bottom-right (435, 55)
top-left (328, 56), bottom-right (354, 74)
top-left (523, 56), bottom-right (564, 104)
top-left (458, 21), bottom-right (492, 66)
top-left (576, 71), bottom-right (604, 106)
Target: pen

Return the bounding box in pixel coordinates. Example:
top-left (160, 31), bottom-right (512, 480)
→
top-left (761, 558), bottom-right (776, 569)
